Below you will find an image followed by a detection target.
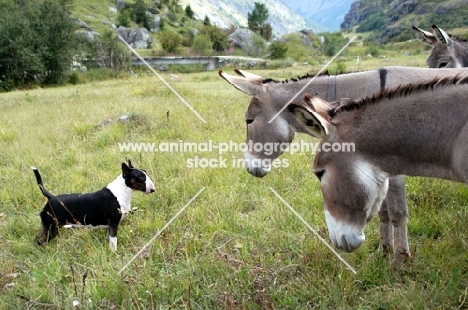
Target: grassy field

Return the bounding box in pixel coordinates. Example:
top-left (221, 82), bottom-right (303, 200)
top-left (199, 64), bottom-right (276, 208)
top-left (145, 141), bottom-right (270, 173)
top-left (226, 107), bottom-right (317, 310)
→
top-left (0, 54), bottom-right (467, 309)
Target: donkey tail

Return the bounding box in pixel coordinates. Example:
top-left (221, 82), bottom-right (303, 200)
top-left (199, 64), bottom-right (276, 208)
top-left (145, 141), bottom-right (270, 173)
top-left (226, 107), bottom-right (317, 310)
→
top-left (31, 167), bottom-right (55, 199)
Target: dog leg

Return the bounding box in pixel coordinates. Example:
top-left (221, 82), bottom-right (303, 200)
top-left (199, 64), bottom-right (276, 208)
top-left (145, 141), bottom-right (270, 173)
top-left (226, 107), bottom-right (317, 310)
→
top-left (109, 236), bottom-right (117, 251)
top-left (35, 225), bottom-right (48, 246)
top-left (108, 222), bottom-right (119, 252)
top-left (36, 210), bottom-right (59, 245)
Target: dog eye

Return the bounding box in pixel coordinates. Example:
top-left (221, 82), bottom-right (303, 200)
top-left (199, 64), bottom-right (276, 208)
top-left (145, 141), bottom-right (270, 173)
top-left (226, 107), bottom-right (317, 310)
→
top-left (314, 170), bottom-right (325, 181)
top-left (137, 171), bottom-right (146, 180)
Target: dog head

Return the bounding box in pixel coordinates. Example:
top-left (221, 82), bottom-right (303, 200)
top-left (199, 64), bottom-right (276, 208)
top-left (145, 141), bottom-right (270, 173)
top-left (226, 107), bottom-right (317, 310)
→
top-left (122, 160), bottom-right (155, 194)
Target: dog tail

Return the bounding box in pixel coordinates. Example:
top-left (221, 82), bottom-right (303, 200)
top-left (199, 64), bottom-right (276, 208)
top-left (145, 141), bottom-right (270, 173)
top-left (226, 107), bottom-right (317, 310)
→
top-left (31, 167), bottom-right (55, 199)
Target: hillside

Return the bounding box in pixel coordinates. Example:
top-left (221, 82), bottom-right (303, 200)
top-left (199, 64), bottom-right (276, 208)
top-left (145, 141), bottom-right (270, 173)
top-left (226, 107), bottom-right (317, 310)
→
top-left (341, 0), bottom-right (468, 43)
top-left (177, 0), bottom-right (311, 37)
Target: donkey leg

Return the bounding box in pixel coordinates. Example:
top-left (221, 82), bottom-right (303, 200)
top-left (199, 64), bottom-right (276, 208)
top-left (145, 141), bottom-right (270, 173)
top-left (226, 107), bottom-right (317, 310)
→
top-left (378, 196), bottom-right (394, 255)
top-left (386, 175), bottom-right (411, 267)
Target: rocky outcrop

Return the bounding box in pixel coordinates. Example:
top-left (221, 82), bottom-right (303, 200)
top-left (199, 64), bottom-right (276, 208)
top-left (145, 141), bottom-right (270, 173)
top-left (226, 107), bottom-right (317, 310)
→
top-left (298, 29), bottom-right (316, 47)
top-left (341, 1), bottom-right (368, 30)
top-left (435, 0), bottom-right (468, 15)
top-left (117, 26), bottom-right (153, 49)
top-left (341, 0), bottom-right (468, 43)
top-left (387, 0), bottom-right (418, 25)
top-left (379, 26), bottom-right (403, 44)
top-left (227, 28), bottom-right (255, 49)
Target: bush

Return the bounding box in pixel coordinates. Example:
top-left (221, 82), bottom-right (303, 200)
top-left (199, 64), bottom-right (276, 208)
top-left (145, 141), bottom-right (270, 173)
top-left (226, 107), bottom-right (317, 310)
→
top-left (179, 29), bottom-right (195, 47)
top-left (191, 35), bottom-right (213, 55)
top-left (117, 10), bottom-right (131, 28)
top-left (199, 24), bottom-right (228, 53)
top-left (269, 41), bottom-right (288, 59)
top-left (331, 60), bottom-right (346, 74)
top-left (0, 0), bottom-right (77, 91)
top-left (243, 33), bottom-right (267, 57)
top-left (158, 30), bottom-right (182, 54)
top-left (321, 32), bottom-right (349, 57)
top-left (364, 44), bottom-right (380, 57)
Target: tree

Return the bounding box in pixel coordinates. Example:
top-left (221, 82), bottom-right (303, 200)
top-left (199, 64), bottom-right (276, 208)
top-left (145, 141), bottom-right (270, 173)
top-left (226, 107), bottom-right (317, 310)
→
top-left (133, 0), bottom-right (150, 30)
top-left (86, 30), bottom-right (131, 71)
top-left (259, 23), bottom-right (272, 41)
top-left (185, 5), bottom-right (194, 19)
top-left (203, 15), bottom-right (211, 26)
top-left (199, 24), bottom-right (228, 53)
top-left (0, 0), bottom-right (77, 90)
top-left (248, 2), bottom-right (269, 38)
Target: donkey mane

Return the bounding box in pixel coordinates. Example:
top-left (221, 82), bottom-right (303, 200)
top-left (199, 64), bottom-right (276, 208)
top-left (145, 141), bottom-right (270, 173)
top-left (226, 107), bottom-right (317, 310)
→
top-left (329, 74), bottom-right (468, 117)
top-left (262, 70), bottom-right (331, 84)
top-left (448, 33), bottom-right (468, 43)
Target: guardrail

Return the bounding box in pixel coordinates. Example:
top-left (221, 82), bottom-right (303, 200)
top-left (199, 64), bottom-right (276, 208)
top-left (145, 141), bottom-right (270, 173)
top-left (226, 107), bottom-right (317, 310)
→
top-left (131, 56), bottom-right (219, 71)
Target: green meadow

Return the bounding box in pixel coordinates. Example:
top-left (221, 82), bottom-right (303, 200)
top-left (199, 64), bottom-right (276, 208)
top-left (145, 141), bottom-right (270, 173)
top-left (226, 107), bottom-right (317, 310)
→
top-left (0, 54), bottom-right (467, 309)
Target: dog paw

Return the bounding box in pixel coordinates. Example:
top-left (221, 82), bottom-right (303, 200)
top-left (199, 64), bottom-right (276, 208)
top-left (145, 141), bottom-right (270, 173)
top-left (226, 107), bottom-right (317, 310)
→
top-left (109, 236), bottom-right (117, 252)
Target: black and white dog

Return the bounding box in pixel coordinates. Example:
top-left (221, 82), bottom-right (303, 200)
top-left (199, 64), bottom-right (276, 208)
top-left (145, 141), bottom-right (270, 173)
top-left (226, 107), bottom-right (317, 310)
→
top-left (32, 160), bottom-right (155, 251)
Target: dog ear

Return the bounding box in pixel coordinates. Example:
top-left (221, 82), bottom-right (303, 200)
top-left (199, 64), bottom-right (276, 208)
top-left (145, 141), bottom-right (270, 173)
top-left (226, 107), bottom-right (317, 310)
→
top-left (122, 162), bottom-right (131, 177)
top-left (127, 159), bottom-right (133, 168)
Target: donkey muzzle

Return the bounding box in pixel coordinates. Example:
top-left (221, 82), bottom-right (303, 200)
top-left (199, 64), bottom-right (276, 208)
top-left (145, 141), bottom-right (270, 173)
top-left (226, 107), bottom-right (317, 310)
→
top-left (325, 210), bottom-right (366, 252)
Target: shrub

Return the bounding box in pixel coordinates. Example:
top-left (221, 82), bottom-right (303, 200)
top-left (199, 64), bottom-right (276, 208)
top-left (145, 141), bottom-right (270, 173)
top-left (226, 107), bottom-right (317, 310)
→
top-left (0, 0), bottom-right (77, 90)
top-left (321, 32), bottom-right (349, 57)
top-left (364, 44), bottom-right (380, 57)
top-left (269, 41), bottom-right (288, 59)
top-left (158, 30), bottom-right (182, 54)
top-left (199, 24), bottom-right (228, 53)
top-left (191, 35), bottom-right (213, 55)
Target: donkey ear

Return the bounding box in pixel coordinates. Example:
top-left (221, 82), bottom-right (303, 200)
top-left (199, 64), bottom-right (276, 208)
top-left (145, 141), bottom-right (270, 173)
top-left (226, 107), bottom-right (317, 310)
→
top-left (233, 68), bottom-right (264, 83)
top-left (412, 26), bottom-right (437, 46)
top-left (432, 24), bottom-right (452, 46)
top-left (287, 99), bottom-right (329, 139)
top-left (219, 70), bottom-right (266, 96)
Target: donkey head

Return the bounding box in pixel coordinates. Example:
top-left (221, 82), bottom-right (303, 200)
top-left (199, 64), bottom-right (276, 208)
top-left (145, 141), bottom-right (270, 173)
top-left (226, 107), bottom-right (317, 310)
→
top-left (287, 96), bottom-right (389, 252)
top-left (219, 69), bottom-right (300, 177)
top-left (412, 24), bottom-right (468, 68)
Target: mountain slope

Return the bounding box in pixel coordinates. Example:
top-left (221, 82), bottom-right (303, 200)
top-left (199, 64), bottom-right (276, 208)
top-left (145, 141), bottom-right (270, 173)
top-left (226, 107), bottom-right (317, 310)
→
top-left (178, 0), bottom-right (311, 36)
top-left (341, 0), bottom-right (468, 43)
top-left (280, 0), bottom-right (354, 31)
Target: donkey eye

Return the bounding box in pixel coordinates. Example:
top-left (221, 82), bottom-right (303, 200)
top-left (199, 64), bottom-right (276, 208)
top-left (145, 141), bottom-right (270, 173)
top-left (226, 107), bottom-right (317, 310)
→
top-left (314, 170), bottom-right (325, 181)
top-left (246, 119), bottom-right (254, 125)
top-left (439, 61), bottom-right (448, 68)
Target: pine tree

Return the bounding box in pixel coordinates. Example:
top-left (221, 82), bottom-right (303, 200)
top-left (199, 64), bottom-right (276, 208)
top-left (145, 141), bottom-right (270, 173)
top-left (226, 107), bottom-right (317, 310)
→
top-left (185, 5), bottom-right (194, 19)
top-left (247, 2), bottom-right (271, 40)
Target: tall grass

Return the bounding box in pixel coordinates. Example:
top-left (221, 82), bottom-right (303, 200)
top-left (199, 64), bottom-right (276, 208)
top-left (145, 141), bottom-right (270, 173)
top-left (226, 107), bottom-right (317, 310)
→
top-left (0, 63), bottom-right (467, 309)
